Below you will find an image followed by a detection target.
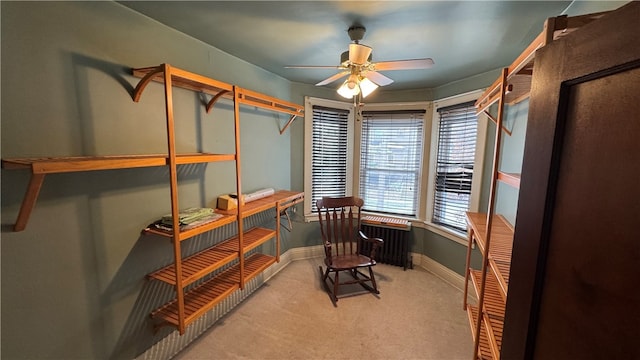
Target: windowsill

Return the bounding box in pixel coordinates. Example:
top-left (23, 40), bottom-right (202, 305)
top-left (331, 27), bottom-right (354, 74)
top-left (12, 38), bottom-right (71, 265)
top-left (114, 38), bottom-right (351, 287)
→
top-left (415, 221), bottom-right (468, 246)
top-left (305, 212), bottom-right (469, 246)
top-left (305, 211), bottom-right (417, 224)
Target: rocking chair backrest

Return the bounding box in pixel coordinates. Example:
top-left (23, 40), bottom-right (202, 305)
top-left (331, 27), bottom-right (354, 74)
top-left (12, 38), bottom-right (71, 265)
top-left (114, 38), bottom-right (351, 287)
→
top-left (317, 196), bottom-right (363, 258)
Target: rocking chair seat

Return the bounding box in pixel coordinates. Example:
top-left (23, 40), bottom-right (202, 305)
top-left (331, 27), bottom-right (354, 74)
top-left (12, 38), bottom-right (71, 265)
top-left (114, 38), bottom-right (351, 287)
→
top-left (325, 254), bottom-right (376, 270)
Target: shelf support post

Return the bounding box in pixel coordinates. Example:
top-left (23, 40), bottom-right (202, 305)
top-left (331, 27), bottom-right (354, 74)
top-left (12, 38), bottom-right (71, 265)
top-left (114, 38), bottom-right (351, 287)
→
top-left (13, 173), bottom-right (45, 232)
top-left (232, 86), bottom-right (245, 290)
top-left (161, 63), bottom-right (188, 335)
top-left (473, 67), bottom-right (508, 360)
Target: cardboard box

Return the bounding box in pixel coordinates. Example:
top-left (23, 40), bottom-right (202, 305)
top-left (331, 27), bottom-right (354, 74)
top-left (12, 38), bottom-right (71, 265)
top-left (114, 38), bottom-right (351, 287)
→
top-left (217, 194), bottom-right (244, 210)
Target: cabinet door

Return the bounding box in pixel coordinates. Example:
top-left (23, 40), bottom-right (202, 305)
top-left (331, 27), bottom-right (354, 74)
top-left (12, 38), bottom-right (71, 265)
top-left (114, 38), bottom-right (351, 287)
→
top-left (503, 3), bottom-right (640, 359)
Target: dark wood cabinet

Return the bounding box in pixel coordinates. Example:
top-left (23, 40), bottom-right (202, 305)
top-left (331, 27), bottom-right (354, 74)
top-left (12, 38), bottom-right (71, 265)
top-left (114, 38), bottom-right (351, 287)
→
top-left (503, 3), bottom-right (640, 359)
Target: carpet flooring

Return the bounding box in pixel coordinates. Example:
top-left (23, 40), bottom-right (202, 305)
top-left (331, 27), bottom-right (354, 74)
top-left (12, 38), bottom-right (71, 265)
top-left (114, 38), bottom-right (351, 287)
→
top-left (173, 257), bottom-right (473, 359)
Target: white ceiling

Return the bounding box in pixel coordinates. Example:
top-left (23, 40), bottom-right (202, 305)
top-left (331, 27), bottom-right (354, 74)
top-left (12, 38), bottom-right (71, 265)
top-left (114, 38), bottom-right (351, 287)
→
top-left (118, 1), bottom-right (617, 91)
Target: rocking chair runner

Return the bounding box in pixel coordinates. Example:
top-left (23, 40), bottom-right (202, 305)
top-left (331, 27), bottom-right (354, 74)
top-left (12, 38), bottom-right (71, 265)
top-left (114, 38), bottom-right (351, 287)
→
top-left (317, 196), bottom-right (383, 305)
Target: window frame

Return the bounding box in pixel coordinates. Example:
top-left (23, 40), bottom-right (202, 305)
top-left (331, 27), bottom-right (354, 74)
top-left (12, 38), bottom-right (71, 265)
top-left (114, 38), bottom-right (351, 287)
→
top-left (424, 89), bottom-right (487, 244)
top-left (354, 102), bottom-right (430, 218)
top-left (303, 96), bottom-right (355, 218)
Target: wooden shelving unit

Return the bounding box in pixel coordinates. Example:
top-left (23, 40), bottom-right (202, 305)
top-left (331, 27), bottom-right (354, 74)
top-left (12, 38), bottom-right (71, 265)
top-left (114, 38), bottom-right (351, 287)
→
top-left (462, 11), bottom-right (608, 359)
top-left (2, 63), bottom-right (305, 335)
top-left (132, 64), bottom-right (304, 334)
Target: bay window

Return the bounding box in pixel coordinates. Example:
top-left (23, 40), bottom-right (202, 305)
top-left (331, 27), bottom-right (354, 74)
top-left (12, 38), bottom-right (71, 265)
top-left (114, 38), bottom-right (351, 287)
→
top-left (304, 91), bottom-right (485, 243)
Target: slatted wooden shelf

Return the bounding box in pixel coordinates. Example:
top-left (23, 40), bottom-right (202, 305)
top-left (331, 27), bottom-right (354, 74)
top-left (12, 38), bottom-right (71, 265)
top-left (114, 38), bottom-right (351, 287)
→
top-left (466, 212), bottom-right (513, 300)
top-left (148, 227), bottom-right (275, 286)
top-left (143, 193), bottom-right (303, 243)
top-left (465, 213), bottom-right (514, 257)
top-left (489, 258), bottom-right (511, 302)
top-left (470, 270), bottom-right (505, 356)
top-left (1, 153), bottom-right (235, 173)
top-left (215, 190), bottom-right (304, 217)
top-left (151, 253), bottom-right (276, 328)
top-left (143, 213), bottom-right (236, 241)
top-left (497, 172), bottom-right (520, 189)
top-left (467, 305), bottom-right (495, 360)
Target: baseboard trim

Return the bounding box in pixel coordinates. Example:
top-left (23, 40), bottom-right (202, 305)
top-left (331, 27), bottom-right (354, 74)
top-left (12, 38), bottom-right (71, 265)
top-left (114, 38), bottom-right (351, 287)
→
top-left (262, 245), bottom-right (324, 281)
top-left (410, 252), bottom-right (465, 291)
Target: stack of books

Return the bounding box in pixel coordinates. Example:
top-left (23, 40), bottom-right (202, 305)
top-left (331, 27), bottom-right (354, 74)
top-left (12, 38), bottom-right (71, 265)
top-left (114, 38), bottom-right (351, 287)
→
top-left (151, 207), bottom-right (223, 231)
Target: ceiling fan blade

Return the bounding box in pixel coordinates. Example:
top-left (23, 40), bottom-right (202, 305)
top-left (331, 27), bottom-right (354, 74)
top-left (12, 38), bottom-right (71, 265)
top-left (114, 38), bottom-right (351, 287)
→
top-left (373, 58), bottom-right (435, 71)
top-left (315, 71), bottom-right (349, 86)
top-left (364, 71), bottom-right (394, 86)
top-left (349, 43), bottom-right (372, 65)
top-left (284, 65), bottom-right (342, 69)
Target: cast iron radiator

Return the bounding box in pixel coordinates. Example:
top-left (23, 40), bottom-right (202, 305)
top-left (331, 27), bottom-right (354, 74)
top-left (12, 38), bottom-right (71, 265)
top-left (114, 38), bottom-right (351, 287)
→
top-left (360, 216), bottom-right (411, 270)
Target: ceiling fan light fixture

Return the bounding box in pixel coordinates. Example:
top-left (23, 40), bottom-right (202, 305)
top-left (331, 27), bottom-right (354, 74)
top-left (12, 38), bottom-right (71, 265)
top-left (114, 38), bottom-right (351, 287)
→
top-left (359, 77), bottom-right (378, 98)
top-left (337, 78), bottom-right (360, 99)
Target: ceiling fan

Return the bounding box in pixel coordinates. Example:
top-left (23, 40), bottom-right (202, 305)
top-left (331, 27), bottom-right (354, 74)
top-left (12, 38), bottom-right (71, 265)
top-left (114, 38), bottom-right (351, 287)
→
top-left (286, 25), bottom-right (434, 99)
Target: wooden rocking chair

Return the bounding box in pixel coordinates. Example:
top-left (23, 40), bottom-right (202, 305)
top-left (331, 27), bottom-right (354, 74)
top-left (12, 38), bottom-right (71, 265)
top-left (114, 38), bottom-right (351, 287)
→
top-left (317, 196), bottom-right (383, 305)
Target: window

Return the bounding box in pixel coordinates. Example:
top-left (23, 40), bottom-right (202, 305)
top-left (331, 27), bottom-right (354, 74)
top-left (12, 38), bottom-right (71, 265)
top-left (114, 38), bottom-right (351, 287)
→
top-left (309, 106), bottom-right (349, 212)
top-left (431, 101), bottom-right (477, 231)
top-left (304, 98), bottom-right (354, 214)
top-left (359, 110), bottom-right (425, 216)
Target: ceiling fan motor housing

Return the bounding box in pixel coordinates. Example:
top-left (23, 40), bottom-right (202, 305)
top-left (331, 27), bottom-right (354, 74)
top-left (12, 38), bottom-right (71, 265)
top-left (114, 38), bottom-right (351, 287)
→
top-left (340, 50), bottom-right (372, 65)
top-left (348, 26), bottom-right (366, 42)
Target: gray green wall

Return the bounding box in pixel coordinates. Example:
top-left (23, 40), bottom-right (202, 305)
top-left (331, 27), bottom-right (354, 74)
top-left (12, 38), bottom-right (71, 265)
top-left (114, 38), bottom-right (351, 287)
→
top-left (1, 1), bottom-right (627, 359)
top-left (1, 2), bottom-right (297, 359)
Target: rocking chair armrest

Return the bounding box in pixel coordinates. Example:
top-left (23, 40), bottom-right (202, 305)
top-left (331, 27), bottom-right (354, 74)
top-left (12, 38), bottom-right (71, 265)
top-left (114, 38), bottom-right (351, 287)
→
top-left (323, 241), bottom-right (332, 258)
top-left (359, 230), bottom-right (383, 259)
top-left (359, 230), bottom-right (384, 245)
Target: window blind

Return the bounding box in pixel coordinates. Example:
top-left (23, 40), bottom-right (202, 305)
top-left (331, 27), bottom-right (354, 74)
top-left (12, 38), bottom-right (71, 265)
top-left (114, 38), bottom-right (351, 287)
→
top-left (311, 105), bottom-right (350, 212)
top-left (432, 101), bottom-right (477, 231)
top-left (359, 110), bottom-right (425, 216)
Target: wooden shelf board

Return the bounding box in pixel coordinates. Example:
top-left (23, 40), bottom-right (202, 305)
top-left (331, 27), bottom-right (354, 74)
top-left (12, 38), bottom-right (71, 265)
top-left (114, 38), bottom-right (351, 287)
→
top-left (143, 192), bottom-right (302, 241)
top-left (149, 246), bottom-right (237, 286)
top-left (490, 258), bottom-right (511, 301)
top-left (470, 270), bottom-right (506, 320)
top-left (505, 75), bottom-right (532, 106)
top-left (470, 269), bottom-right (506, 356)
top-left (143, 213), bottom-right (237, 240)
top-left (132, 65), bottom-right (304, 118)
top-left (465, 212), bottom-right (514, 259)
top-left (237, 87), bottom-right (304, 117)
top-left (467, 305), bottom-right (495, 360)
top-left (216, 190), bottom-right (304, 217)
top-left (275, 190), bottom-right (305, 210)
top-left (484, 311), bottom-right (504, 359)
top-left (133, 65), bottom-right (234, 98)
top-left (151, 253), bottom-right (275, 328)
top-left (497, 172), bottom-right (521, 189)
top-left (1, 153), bottom-right (235, 174)
top-left (148, 227), bottom-right (275, 286)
